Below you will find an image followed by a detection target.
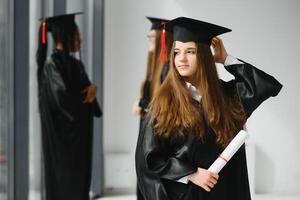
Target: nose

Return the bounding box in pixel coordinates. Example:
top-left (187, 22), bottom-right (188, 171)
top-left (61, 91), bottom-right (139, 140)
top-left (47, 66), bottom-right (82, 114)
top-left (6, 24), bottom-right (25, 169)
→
top-left (177, 52), bottom-right (187, 62)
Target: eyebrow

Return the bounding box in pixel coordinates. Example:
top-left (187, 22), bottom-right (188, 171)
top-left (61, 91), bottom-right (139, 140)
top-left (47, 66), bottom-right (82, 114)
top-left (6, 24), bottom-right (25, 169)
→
top-left (174, 47), bottom-right (196, 51)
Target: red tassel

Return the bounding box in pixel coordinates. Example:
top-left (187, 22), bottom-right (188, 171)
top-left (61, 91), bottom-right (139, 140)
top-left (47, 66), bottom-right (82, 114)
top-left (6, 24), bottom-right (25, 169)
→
top-left (42, 21), bottom-right (47, 44)
top-left (159, 23), bottom-right (167, 62)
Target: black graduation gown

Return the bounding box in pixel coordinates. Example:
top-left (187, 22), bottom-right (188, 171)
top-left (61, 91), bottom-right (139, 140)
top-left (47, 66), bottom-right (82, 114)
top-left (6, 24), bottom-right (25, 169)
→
top-left (136, 62), bottom-right (170, 200)
top-left (38, 50), bottom-right (101, 200)
top-left (139, 62), bottom-right (170, 112)
top-left (135, 60), bottom-right (282, 200)
top-left (160, 62), bottom-right (170, 84)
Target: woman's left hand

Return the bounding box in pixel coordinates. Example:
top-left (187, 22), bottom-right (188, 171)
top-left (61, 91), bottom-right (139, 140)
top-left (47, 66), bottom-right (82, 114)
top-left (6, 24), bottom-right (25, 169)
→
top-left (82, 84), bottom-right (97, 103)
top-left (132, 99), bottom-right (142, 117)
top-left (211, 37), bottom-right (228, 64)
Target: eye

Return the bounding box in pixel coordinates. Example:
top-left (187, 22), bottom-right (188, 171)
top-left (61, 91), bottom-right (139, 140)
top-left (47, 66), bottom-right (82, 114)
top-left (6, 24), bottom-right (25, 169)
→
top-left (147, 34), bottom-right (155, 39)
top-left (174, 51), bottom-right (179, 56)
top-left (187, 49), bottom-right (196, 54)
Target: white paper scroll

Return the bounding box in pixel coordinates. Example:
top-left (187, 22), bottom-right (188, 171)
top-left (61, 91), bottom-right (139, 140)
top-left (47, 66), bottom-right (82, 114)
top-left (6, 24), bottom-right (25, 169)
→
top-left (208, 130), bottom-right (248, 174)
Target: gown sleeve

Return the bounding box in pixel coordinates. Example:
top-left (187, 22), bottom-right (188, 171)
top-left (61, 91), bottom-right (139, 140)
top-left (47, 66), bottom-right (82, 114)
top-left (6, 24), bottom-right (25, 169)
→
top-left (139, 79), bottom-right (151, 111)
top-left (224, 60), bottom-right (283, 117)
top-left (41, 61), bottom-right (82, 122)
top-left (142, 118), bottom-right (197, 181)
top-left (77, 62), bottom-right (102, 117)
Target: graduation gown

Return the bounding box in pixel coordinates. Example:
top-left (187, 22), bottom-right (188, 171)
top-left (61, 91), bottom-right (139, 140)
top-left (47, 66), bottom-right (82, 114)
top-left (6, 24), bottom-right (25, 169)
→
top-left (137, 62), bottom-right (170, 200)
top-left (38, 49), bottom-right (101, 200)
top-left (135, 60), bottom-right (282, 200)
top-left (139, 62), bottom-right (170, 112)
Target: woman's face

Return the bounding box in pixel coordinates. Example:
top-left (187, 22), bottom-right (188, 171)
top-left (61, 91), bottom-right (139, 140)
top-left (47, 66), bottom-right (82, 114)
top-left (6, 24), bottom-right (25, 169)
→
top-left (174, 41), bottom-right (198, 81)
top-left (147, 30), bottom-right (156, 52)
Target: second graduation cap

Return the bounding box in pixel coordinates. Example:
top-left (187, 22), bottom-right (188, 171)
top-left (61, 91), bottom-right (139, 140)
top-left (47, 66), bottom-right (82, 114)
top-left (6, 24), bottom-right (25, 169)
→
top-left (41, 12), bottom-right (83, 29)
top-left (165, 17), bottom-right (231, 45)
top-left (146, 16), bottom-right (170, 62)
top-left (40, 12), bottom-right (83, 44)
top-left (146, 16), bottom-right (169, 30)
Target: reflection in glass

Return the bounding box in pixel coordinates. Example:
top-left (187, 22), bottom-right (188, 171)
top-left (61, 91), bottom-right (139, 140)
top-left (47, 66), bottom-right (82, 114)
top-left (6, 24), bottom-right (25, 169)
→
top-left (0, 130), bottom-right (8, 200)
top-left (0, 59), bottom-right (9, 200)
top-left (0, 0), bottom-right (10, 199)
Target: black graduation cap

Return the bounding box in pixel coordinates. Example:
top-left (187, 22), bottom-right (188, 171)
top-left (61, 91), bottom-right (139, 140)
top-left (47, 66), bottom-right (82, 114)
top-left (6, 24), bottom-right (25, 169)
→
top-left (40, 12), bottom-right (83, 24)
top-left (40, 12), bottom-right (83, 44)
top-left (165, 17), bottom-right (231, 45)
top-left (146, 17), bottom-right (170, 62)
top-left (146, 16), bottom-right (169, 30)
top-left (36, 12), bottom-right (83, 73)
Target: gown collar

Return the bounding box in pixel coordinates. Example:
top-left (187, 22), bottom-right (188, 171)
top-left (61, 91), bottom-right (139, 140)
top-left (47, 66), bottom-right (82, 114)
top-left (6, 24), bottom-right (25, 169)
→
top-left (185, 82), bottom-right (202, 103)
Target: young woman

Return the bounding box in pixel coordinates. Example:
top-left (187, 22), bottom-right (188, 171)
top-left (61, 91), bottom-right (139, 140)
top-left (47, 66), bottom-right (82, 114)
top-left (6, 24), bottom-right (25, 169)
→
top-left (132, 17), bottom-right (173, 117)
top-left (135, 17), bottom-right (282, 200)
top-left (36, 13), bottom-right (101, 200)
top-left (133, 16), bottom-right (173, 200)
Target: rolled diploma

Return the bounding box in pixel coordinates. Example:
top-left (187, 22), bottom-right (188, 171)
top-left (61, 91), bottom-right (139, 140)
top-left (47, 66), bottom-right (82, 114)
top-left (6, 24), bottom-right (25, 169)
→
top-left (208, 130), bottom-right (248, 173)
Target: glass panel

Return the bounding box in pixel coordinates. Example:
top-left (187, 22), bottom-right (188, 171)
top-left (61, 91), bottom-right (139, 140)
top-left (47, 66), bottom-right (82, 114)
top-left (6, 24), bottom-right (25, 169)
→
top-left (0, 34), bottom-right (9, 200)
top-left (0, 128), bottom-right (8, 200)
top-left (0, 0), bottom-right (12, 199)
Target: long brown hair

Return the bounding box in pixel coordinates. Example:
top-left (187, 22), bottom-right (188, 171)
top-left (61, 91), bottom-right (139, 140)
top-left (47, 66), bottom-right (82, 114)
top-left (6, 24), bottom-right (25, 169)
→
top-left (148, 42), bottom-right (246, 147)
top-left (140, 30), bottom-right (173, 98)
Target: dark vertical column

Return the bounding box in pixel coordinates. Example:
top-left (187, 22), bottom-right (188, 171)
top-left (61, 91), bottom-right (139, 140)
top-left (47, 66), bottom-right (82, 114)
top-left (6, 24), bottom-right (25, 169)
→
top-left (91, 0), bottom-right (105, 197)
top-left (14, 0), bottom-right (29, 199)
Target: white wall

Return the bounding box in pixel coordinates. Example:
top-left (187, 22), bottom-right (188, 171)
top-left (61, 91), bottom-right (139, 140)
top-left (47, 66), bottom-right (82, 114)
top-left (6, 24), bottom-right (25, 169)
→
top-left (104, 0), bottom-right (300, 195)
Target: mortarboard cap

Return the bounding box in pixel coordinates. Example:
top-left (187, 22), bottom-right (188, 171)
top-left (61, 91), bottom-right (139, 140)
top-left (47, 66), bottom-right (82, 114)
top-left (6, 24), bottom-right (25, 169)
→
top-left (36, 12), bottom-right (83, 75)
top-left (146, 16), bottom-right (170, 62)
top-left (146, 16), bottom-right (169, 30)
top-left (39, 12), bottom-right (83, 44)
top-left (40, 12), bottom-right (83, 32)
top-left (165, 17), bottom-right (231, 45)
top-left (40, 12), bottom-right (83, 22)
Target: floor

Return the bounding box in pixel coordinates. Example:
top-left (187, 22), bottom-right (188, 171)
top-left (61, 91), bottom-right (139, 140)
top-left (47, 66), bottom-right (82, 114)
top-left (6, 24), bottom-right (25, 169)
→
top-left (1, 192), bottom-right (299, 200)
top-left (97, 194), bottom-right (300, 200)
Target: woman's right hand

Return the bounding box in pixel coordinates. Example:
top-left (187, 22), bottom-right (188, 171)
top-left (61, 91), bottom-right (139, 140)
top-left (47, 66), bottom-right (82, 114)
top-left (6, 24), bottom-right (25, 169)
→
top-left (132, 99), bottom-right (142, 116)
top-left (211, 37), bottom-right (228, 64)
top-left (188, 167), bottom-right (219, 192)
top-left (82, 84), bottom-right (97, 104)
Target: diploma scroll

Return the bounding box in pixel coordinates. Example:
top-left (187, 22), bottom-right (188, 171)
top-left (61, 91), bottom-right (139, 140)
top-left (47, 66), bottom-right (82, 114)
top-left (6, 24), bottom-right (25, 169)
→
top-left (208, 130), bottom-right (248, 174)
